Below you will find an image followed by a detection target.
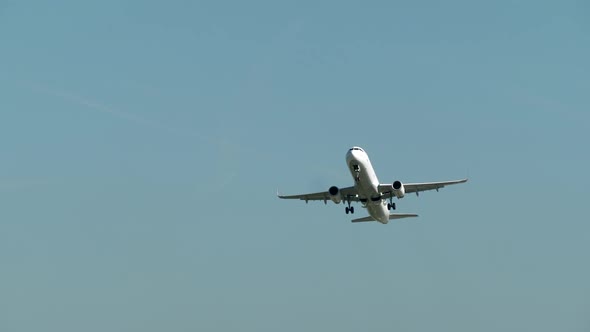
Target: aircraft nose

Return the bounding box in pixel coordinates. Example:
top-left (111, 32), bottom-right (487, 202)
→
top-left (346, 150), bottom-right (356, 162)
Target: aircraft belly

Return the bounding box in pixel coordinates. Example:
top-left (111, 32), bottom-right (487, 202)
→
top-left (367, 204), bottom-right (389, 224)
top-left (355, 174), bottom-right (388, 223)
top-left (349, 158), bottom-right (379, 196)
top-left (347, 150), bottom-right (388, 223)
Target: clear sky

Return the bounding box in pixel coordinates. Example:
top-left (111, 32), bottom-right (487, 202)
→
top-left (1, 1), bottom-right (589, 331)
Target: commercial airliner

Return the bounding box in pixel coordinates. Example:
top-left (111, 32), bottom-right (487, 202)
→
top-left (278, 147), bottom-right (467, 224)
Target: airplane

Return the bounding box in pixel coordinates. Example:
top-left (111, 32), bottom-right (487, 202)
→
top-left (278, 146), bottom-right (467, 224)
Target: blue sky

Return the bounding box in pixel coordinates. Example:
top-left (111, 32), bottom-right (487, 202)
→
top-left (1, 1), bottom-right (589, 331)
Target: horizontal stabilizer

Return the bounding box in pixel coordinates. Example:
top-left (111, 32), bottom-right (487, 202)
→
top-left (351, 213), bottom-right (419, 223)
top-left (351, 216), bottom-right (375, 223)
top-left (388, 213), bottom-right (418, 219)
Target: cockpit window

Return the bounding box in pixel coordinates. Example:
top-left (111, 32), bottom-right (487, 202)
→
top-left (348, 147), bottom-right (364, 152)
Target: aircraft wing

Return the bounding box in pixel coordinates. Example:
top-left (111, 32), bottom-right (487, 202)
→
top-left (278, 186), bottom-right (359, 202)
top-left (379, 178), bottom-right (468, 197)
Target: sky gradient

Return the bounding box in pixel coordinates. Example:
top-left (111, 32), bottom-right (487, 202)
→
top-left (1, 1), bottom-right (589, 331)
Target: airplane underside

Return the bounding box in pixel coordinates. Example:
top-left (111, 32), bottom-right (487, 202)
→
top-left (277, 146), bottom-right (467, 224)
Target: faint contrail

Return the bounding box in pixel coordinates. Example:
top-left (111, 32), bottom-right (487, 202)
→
top-left (0, 177), bottom-right (55, 192)
top-left (32, 85), bottom-right (259, 157)
top-left (34, 86), bottom-right (210, 139)
top-left (29, 84), bottom-right (249, 193)
top-left (29, 84), bottom-right (327, 193)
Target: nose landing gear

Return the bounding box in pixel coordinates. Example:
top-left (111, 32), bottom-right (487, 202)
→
top-left (353, 165), bottom-right (360, 183)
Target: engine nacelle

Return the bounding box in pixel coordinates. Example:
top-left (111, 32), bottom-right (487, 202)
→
top-left (392, 180), bottom-right (405, 198)
top-left (328, 186), bottom-right (342, 204)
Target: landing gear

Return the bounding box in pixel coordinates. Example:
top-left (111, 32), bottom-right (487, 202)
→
top-left (345, 201), bottom-right (355, 214)
top-left (387, 195), bottom-right (397, 210)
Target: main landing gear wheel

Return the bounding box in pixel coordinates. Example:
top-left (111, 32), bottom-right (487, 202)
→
top-left (345, 207), bottom-right (349, 214)
top-left (350, 206), bottom-right (354, 214)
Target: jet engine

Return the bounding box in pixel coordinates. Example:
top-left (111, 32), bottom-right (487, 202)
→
top-left (392, 181), bottom-right (405, 198)
top-left (328, 186), bottom-right (342, 204)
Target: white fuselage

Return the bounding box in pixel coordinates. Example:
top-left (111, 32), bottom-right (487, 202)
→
top-left (345, 148), bottom-right (390, 224)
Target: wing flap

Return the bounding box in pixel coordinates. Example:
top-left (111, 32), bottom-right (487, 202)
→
top-left (277, 186), bottom-right (359, 202)
top-left (404, 178), bottom-right (468, 194)
top-left (379, 178), bottom-right (467, 198)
